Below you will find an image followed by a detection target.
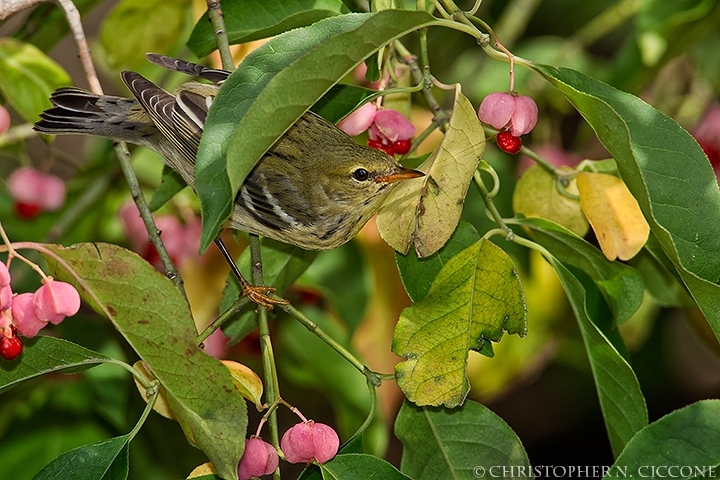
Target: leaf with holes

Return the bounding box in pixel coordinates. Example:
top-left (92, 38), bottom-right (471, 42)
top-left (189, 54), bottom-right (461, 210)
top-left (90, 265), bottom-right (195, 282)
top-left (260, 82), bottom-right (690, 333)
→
top-left (393, 238), bottom-right (527, 407)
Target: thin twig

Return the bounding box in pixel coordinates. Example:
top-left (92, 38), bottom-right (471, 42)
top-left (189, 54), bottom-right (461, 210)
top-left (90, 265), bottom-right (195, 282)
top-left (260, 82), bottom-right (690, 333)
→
top-left (55, 0), bottom-right (103, 94)
top-left (206, 0), bottom-right (234, 71)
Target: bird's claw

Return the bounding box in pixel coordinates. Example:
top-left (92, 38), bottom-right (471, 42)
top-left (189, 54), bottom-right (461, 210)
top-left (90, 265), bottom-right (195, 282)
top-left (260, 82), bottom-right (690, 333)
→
top-left (242, 285), bottom-right (288, 310)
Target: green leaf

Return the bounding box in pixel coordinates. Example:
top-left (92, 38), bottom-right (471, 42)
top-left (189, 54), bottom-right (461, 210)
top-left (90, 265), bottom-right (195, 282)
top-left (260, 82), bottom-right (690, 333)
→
top-left (15, 0), bottom-right (105, 52)
top-left (299, 242), bottom-right (371, 332)
top-left (0, 336), bottom-right (110, 394)
top-left (148, 166), bottom-right (187, 212)
top-left (512, 164), bottom-right (588, 237)
top-left (549, 256), bottom-right (647, 457)
top-left (515, 217), bottom-right (644, 324)
top-left (100, 0), bottom-right (190, 70)
top-left (396, 400), bottom-right (531, 480)
top-left (377, 87), bottom-right (485, 257)
top-left (536, 64), bottom-right (720, 341)
top-left (393, 238), bottom-right (527, 407)
top-left (32, 435), bottom-right (129, 480)
top-left (187, 0), bottom-right (349, 57)
top-left (43, 243), bottom-right (246, 480)
top-left (220, 238), bottom-right (317, 343)
top-left (320, 453), bottom-right (411, 479)
top-left (311, 84), bottom-right (377, 124)
top-left (0, 38), bottom-right (70, 122)
top-left (606, 400), bottom-right (720, 479)
top-left (395, 221), bottom-right (481, 302)
top-left (195, 10), bottom-right (439, 251)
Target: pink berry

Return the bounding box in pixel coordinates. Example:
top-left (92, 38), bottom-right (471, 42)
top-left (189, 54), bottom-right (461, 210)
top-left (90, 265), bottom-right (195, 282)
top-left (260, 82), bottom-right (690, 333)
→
top-left (0, 263), bottom-right (10, 287)
top-left (338, 102), bottom-right (377, 136)
top-left (0, 285), bottom-right (12, 312)
top-left (0, 105), bottom-right (10, 135)
top-left (372, 109), bottom-right (416, 143)
top-left (7, 167), bottom-right (66, 215)
top-left (280, 421), bottom-right (339, 464)
top-left (237, 438), bottom-right (278, 480)
top-left (39, 174), bottom-right (67, 211)
top-left (12, 292), bottom-right (47, 338)
top-left (33, 280), bottom-right (81, 324)
top-left (496, 131), bottom-right (522, 154)
top-left (0, 333), bottom-right (23, 360)
top-left (392, 138), bottom-right (412, 155)
top-left (478, 92), bottom-right (515, 130)
top-left (478, 92), bottom-right (538, 136)
top-left (509, 95), bottom-right (538, 137)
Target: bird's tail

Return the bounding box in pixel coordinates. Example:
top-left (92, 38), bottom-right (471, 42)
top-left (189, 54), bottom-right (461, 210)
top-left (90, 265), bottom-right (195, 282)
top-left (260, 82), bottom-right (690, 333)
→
top-left (34, 87), bottom-right (152, 144)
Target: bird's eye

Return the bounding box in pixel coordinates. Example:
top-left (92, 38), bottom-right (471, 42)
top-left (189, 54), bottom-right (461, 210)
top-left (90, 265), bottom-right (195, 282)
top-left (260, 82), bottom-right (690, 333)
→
top-left (352, 168), bottom-right (370, 181)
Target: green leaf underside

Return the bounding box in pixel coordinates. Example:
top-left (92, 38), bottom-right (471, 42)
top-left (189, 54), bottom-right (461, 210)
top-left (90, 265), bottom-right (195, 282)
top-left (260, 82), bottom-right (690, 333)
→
top-left (43, 243), bottom-right (246, 480)
top-left (32, 435), bottom-right (129, 480)
top-left (396, 221), bottom-right (481, 303)
top-left (535, 64), bottom-right (720, 340)
top-left (0, 38), bottom-right (70, 122)
top-left (549, 256), bottom-right (648, 457)
top-left (310, 84), bottom-right (377, 124)
top-left (320, 454), bottom-right (411, 480)
top-left (396, 400), bottom-right (531, 480)
top-left (148, 166), bottom-right (187, 212)
top-left (393, 239), bottom-right (527, 407)
top-left (187, 0), bottom-right (349, 57)
top-left (100, 0), bottom-right (189, 70)
top-left (195, 10), bottom-right (439, 251)
top-left (0, 336), bottom-right (110, 395)
top-left (516, 217), bottom-right (644, 324)
top-left (606, 400), bottom-right (720, 479)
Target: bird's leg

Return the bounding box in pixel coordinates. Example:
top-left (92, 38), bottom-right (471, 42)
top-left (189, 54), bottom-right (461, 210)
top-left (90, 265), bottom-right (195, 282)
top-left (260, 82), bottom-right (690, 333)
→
top-left (214, 237), bottom-right (288, 310)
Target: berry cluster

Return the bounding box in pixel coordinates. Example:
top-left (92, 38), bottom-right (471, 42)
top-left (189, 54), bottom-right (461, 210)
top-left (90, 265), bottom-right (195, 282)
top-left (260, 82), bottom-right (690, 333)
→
top-left (237, 420), bottom-right (339, 479)
top-left (478, 92), bottom-right (538, 154)
top-left (7, 167), bottom-right (66, 219)
top-left (0, 262), bottom-right (81, 360)
top-left (338, 103), bottom-right (416, 156)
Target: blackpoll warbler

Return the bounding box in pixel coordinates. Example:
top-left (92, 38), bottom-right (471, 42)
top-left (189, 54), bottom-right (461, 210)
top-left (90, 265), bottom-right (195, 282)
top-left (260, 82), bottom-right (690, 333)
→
top-left (35, 54), bottom-right (423, 307)
top-left (34, 54), bottom-right (423, 252)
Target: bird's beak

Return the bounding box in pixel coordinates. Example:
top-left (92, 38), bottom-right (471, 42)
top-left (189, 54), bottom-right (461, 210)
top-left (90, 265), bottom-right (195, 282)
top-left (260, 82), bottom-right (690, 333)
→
top-left (375, 166), bottom-right (424, 184)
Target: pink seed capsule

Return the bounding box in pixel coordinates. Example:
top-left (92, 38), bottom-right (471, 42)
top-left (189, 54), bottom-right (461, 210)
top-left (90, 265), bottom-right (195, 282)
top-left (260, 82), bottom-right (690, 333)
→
top-left (280, 421), bottom-right (339, 464)
top-left (237, 438), bottom-right (278, 480)
top-left (12, 293), bottom-right (47, 338)
top-left (478, 92), bottom-right (538, 136)
top-left (33, 280), bottom-right (81, 325)
top-left (338, 102), bottom-right (377, 136)
top-left (0, 263), bottom-right (10, 287)
top-left (372, 109), bottom-right (416, 143)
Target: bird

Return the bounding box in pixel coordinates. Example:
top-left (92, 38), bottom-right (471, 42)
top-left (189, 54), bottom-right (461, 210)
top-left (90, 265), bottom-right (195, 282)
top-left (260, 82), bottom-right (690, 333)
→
top-left (34, 54), bottom-right (423, 306)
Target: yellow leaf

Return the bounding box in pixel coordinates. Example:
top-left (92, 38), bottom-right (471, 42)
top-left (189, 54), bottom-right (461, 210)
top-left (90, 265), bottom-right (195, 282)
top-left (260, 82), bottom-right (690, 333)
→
top-left (222, 360), bottom-right (264, 410)
top-left (513, 165), bottom-right (589, 237)
top-left (377, 86), bottom-right (485, 257)
top-left (133, 360), bottom-right (176, 420)
top-left (577, 171), bottom-right (650, 261)
top-left (187, 462), bottom-right (217, 478)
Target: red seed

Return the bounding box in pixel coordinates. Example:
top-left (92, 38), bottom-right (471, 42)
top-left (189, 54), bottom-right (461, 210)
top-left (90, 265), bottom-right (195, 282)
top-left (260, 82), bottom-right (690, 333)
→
top-left (367, 138), bottom-right (395, 156)
top-left (0, 334), bottom-right (23, 360)
top-left (15, 202), bottom-right (41, 219)
top-left (496, 131), bottom-right (523, 154)
top-left (392, 139), bottom-right (412, 155)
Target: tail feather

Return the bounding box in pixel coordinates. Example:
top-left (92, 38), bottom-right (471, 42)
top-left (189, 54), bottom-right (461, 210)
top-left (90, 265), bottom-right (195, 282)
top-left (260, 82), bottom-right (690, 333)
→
top-left (145, 53), bottom-right (229, 85)
top-left (34, 88), bottom-right (154, 143)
